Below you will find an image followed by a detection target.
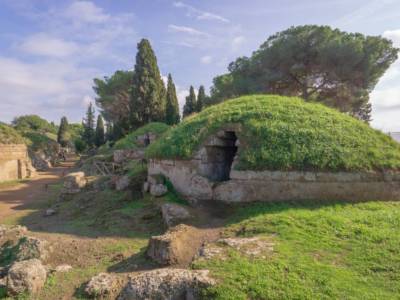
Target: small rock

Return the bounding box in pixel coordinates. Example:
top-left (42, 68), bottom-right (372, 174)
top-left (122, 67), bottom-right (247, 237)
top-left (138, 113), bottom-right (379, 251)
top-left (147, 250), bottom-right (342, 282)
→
top-left (44, 208), bottom-right (56, 217)
top-left (115, 175), bottom-right (130, 191)
top-left (85, 272), bottom-right (119, 298)
top-left (150, 184), bottom-right (168, 197)
top-left (54, 264), bottom-right (72, 273)
top-left (118, 268), bottom-right (215, 300)
top-left (6, 259), bottom-right (47, 296)
top-left (161, 203), bottom-right (191, 227)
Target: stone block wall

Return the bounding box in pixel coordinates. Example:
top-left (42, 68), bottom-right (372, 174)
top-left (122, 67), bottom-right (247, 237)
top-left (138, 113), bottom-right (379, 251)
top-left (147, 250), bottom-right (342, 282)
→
top-left (0, 144), bottom-right (35, 182)
top-left (148, 158), bottom-right (400, 203)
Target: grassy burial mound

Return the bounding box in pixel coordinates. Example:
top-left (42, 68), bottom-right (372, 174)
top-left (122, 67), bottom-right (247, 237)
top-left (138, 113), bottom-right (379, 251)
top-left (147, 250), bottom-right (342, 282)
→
top-left (114, 122), bottom-right (170, 150)
top-left (146, 95), bottom-right (400, 172)
top-left (0, 123), bottom-right (25, 144)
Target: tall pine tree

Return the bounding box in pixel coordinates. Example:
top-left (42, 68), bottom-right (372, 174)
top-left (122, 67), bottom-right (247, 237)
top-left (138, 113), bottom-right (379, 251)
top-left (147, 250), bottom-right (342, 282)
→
top-left (183, 86), bottom-right (196, 118)
top-left (196, 85), bottom-right (206, 112)
top-left (131, 39), bottom-right (166, 127)
top-left (83, 102), bottom-right (96, 148)
top-left (57, 116), bottom-right (69, 147)
top-left (95, 115), bottom-right (105, 147)
top-left (165, 74), bottom-right (180, 125)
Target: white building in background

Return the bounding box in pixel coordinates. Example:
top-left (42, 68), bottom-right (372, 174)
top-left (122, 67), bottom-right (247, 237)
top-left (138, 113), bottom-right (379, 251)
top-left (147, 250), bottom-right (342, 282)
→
top-left (389, 132), bottom-right (400, 143)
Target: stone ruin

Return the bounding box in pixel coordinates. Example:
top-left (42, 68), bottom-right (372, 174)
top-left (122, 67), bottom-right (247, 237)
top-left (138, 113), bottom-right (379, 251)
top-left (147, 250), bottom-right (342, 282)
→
top-left (147, 127), bottom-right (400, 203)
top-left (0, 144), bottom-right (36, 182)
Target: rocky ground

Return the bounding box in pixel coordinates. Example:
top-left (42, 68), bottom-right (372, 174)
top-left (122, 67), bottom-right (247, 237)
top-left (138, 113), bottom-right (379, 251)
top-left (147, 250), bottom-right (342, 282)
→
top-left (0, 156), bottom-right (234, 299)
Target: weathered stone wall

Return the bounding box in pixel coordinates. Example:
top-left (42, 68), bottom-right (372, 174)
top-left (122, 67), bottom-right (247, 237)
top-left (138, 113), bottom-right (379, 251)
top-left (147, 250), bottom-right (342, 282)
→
top-left (0, 144), bottom-right (35, 182)
top-left (148, 159), bottom-right (400, 203)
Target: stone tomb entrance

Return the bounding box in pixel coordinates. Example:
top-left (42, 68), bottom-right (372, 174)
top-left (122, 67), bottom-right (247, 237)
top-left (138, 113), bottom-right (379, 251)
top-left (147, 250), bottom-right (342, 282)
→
top-left (199, 131), bottom-right (238, 182)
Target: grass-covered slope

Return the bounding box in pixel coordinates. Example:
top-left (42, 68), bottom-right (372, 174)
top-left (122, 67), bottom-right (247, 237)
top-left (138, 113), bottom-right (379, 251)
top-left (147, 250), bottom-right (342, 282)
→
top-left (114, 122), bottom-right (170, 150)
top-left (146, 95), bottom-right (400, 171)
top-left (194, 200), bottom-right (400, 299)
top-left (0, 123), bottom-right (26, 144)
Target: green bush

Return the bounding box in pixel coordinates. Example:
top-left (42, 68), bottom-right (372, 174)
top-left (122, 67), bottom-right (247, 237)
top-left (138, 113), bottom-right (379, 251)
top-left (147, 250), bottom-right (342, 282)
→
top-left (146, 95), bottom-right (400, 172)
top-left (114, 122), bottom-right (170, 150)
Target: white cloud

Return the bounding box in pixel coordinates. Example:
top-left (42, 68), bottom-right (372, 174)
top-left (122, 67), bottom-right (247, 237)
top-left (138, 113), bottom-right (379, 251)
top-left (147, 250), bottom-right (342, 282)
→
top-left (168, 24), bottom-right (209, 36)
top-left (0, 56), bottom-right (98, 122)
top-left (63, 1), bottom-right (110, 24)
top-left (370, 29), bottom-right (400, 132)
top-left (173, 2), bottom-right (229, 23)
top-left (18, 33), bottom-right (79, 58)
top-left (232, 36), bottom-right (245, 50)
top-left (383, 29), bottom-right (400, 46)
top-left (176, 86), bottom-right (189, 114)
top-left (201, 55), bottom-right (212, 64)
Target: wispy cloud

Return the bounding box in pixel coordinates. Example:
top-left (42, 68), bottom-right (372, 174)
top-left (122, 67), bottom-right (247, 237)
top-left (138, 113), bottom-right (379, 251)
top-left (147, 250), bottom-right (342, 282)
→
top-left (173, 1), bottom-right (229, 23)
top-left (18, 33), bottom-right (79, 58)
top-left (168, 24), bottom-right (209, 36)
top-left (201, 55), bottom-right (212, 64)
top-left (0, 0), bottom-right (137, 123)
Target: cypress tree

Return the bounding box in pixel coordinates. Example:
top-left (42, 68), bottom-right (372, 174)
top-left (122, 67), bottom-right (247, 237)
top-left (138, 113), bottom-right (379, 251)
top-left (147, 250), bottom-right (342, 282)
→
top-left (165, 74), bottom-right (180, 125)
top-left (196, 85), bottom-right (206, 112)
top-left (183, 86), bottom-right (196, 118)
top-left (57, 116), bottom-right (69, 147)
top-left (131, 39), bottom-right (166, 127)
top-left (95, 115), bottom-right (105, 147)
top-left (83, 102), bottom-right (96, 148)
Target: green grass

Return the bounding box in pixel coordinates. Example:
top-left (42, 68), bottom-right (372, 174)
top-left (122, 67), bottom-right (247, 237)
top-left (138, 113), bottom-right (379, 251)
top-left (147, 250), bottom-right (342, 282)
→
top-left (146, 95), bottom-right (400, 172)
top-left (0, 123), bottom-right (25, 144)
top-left (193, 200), bottom-right (400, 299)
top-left (114, 122), bottom-right (170, 150)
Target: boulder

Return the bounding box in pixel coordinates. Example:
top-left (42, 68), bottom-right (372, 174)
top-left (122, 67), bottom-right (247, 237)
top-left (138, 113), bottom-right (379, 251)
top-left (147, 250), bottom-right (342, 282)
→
top-left (14, 236), bottom-right (51, 262)
top-left (6, 259), bottom-right (47, 296)
top-left (147, 224), bottom-right (203, 266)
top-left (115, 175), bottom-right (130, 191)
top-left (0, 225), bottom-right (27, 239)
top-left (30, 151), bottom-right (52, 171)
top-left (161, 203), bottom-right (191, 227)
top-left (61, 172), bottom-right (86, 194)
top-left (118, 268), bottom-right (215, 300)
top-left (85, 272), bottom-right (119, 298)
top-left (150, 184), bottom-right (168, 197)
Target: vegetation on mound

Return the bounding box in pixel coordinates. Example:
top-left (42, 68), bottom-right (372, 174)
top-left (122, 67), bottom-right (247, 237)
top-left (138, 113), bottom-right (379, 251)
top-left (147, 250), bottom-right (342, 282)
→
top-left (114, 122), bottom-right (170, 150)
top-left (146, 95), bottom-right (400, 171)
top-left (0, 123), bottom-right (26, 144)
top-left (194, 200), bottom-right (400, 299)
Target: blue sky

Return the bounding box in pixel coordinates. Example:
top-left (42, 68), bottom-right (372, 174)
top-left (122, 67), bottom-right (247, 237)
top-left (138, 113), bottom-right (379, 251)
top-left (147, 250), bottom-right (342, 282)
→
top-left (0, 0), bottom-right (399, 131)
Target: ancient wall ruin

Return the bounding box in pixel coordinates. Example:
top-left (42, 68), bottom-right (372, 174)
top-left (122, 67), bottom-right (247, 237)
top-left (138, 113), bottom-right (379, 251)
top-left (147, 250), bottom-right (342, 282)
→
top-left (0, 144), bottom-right (35, 182)
top-left (148, 130), bottom-right (400, 203)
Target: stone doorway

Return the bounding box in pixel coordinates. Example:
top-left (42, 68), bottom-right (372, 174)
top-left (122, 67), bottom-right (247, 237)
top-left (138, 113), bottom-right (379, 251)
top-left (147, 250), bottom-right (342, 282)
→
top-left (202, 131), bottom-right (238, 182)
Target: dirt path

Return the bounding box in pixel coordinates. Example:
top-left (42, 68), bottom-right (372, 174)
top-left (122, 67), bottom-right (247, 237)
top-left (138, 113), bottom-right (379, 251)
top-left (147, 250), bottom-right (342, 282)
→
top-left (0, 159), bottom-right (74, 221)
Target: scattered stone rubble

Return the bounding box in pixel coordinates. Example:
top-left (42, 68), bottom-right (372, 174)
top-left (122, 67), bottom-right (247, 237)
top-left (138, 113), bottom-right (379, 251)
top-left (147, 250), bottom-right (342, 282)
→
top-left (0, 226), bottom-right (52, 297)
top-left (118, 268), bottom-right (215, 300)
top-left (85, 272), bottom-right (120, 299)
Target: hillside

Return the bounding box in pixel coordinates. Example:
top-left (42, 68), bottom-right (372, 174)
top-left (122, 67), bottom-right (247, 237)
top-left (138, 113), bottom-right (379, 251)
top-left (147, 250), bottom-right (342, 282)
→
top-left (147, 95), bottom-right (400, 172)
top-left (0, 124), bottom-right (25, 144)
